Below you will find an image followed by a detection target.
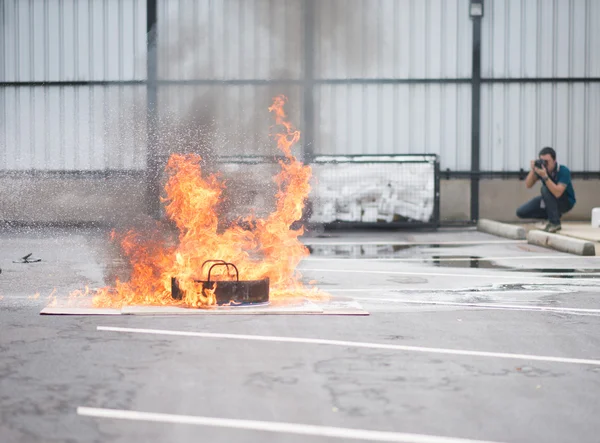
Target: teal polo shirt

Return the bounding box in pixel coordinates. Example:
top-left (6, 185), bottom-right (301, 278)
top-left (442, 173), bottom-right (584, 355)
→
top-left (548, 164), bottom-right (576, 207)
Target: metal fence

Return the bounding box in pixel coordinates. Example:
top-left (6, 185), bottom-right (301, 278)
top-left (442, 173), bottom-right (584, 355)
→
top-left (1, 0), bottom-right (599, 222)
top-left (215, 154), bottom-right (440, 228)
top-left (309, 154), bottom-right (440, 228)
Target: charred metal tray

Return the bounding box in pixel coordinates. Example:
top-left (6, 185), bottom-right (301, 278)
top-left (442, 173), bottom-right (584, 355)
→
top-left (171, 260), bottom-right (269, 305)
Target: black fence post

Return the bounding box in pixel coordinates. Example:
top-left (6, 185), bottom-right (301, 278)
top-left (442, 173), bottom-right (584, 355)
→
top-left (434, 157), bottom-right (441, 227)
top-left (302, 0), bottom-right (315, 162)
top-left (470, 2), bottom-right (483, 223)
top-left (146, 0), bottom-right (160, 218)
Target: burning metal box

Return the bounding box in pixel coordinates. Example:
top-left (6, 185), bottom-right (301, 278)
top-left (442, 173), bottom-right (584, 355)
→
top-left (171, 260), bottom-right (269, 305)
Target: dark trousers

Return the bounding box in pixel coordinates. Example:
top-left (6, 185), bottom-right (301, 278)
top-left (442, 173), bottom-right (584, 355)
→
top-left (516, 185), bottom-right (572, 225)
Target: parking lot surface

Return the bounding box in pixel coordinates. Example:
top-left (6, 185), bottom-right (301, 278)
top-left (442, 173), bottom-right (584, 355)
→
top-left (1, 225), bottom-right (599, 443)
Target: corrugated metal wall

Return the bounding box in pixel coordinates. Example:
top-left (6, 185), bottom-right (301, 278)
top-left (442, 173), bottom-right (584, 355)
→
top-left (1, 1), bottom-right (146, 82)
top-left (315, 0), bottom-right (472, 79)
top-left (480, 0), bottom-right (600, 172)
top-left (155, 0), bottom-right (473, 166)
top-left (313, 0), bottom-right (472, 169)
top-left (158, 0), bottom-right (304, 80)
top-left (0, 0), bottom-right (147, 170)
top-left (155, 0), bottom-right (304, 158)
top-left (1, 0), bottom-right (598, 172)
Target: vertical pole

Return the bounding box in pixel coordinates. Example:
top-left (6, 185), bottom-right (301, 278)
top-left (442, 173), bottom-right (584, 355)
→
top-left (470, 13), bottom-right (482, 222)
top-left (146, 0), bottom-right (160, 218)
top-left (433, 157), bottom-right (441, 227)
top-left (302, 0), bottom-right (315, 162)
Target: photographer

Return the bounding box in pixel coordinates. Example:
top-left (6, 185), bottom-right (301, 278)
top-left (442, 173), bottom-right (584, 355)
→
top-left (516, 147), bottom-right (576, 233)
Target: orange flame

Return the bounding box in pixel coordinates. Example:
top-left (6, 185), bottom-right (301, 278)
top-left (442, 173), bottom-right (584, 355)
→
top-left (87, 95), bottom-right (317, 308)
top-left (47, 288), bottom-right (58, 307)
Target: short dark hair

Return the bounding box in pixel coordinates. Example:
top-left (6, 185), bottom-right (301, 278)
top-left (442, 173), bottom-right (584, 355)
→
top-left (539, 146), bottom-right (556, 160)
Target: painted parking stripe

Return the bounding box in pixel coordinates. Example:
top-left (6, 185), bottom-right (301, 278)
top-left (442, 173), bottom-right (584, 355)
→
top-left (298, 267), bottom-right (600, 280)
top-left (77, 406), bottom-right (503, 443)
top-left (323, 288), bottom-right (572, 294)
top-left (301, 240), bottom-right (525, 246)
top-left (351, 297), bottom-right (600, 315)
top-left (97, 326), bottom-right (600, 366)
top-left (303, 255), bottom-right (600, 262)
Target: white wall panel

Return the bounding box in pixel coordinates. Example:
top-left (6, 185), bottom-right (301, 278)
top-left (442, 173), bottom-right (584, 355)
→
top-left (315, 0), bottom-right (472, 79)
top-left (157, 0), bottom-right (304, 80)
top-left (0, 87), bottom-right (147, 170)
top-left (1, 0), bottom-right (597, 173)
top-left (314, 84), bottom-right (471, 170)
top-left (1, 0), bottom-right (147, 82)
top-left (482, 0), bottom-right (600, 78)
top-left (480, 83), bottom-right (600, 172)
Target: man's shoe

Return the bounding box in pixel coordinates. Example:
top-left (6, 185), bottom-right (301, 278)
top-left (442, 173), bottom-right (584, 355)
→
top-left (543, 222), bottom-right (562, 233)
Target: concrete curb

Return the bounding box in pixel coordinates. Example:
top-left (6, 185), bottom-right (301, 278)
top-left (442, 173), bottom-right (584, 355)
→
top-left (527, 230), bottom-right (596, 256)
top-left (477, 219), bottom-right (526, 240)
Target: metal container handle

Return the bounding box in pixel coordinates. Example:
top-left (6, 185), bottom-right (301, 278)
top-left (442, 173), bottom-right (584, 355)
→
top-left (201, 259), bottom-right (230, 275)
top-left (207, 262), bottom-right (239, 283)
top-left (202, 260), bottom-right (238, 281)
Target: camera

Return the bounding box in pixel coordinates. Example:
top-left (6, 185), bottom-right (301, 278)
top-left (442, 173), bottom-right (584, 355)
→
top-left (534, 159), bottom-right (547, 169)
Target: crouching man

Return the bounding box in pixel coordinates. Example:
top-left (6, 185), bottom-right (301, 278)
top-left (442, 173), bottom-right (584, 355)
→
top-left (516, 147), bottom-right (576, 233)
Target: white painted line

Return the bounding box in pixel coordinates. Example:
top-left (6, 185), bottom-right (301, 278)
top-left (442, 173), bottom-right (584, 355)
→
top-left (77, 406), bottom-right (503, 443)
top-left (303, 255), bottom-right (600, 263)
top-left (0, 295), bottom-right (42, 300)
top-left (323, 288), bottom-right (572, 294)
top-left (302, 240), bottom-right (525, 246)
top-left (351, 297), bottom-right (600, 315)
top-left (299, 268), bottom-right (600, 281)
top-left (97, 326), bottom-right (600, 366)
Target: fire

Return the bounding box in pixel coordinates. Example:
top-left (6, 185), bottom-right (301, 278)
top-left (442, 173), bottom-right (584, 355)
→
top-left (86, 95), bottom-right (317, 308)
top-left (47, 288), bottom-right (58, 307)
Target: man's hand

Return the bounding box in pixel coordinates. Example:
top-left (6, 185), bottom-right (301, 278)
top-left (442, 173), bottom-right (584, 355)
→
top-left (534, 165), bottom-right (548, 179)
top-left (526, 160), bottom-right (540, 189)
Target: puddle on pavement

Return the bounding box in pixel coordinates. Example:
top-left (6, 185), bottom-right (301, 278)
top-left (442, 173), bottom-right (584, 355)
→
top-left (307, 244), bottom-right (463, 257)
top-left (430, 255), bottom-right (600, 278)
top-left (308, 245), bottom-right (411, 256)
top-left (517, 269), bottom-right (600, 279)
top-left (431, 256), bottom-right (496, 268)
top-left (393, 283), bottom-right (580, 294)
top-left (307, 247), bottom-right (599, 279)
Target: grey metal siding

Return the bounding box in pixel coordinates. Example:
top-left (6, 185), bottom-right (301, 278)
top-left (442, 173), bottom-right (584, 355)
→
top-left (1, 0), bottom-right (597, 173)
top-left (151, 0), bottom-right (474, 165)
top-left (482, 0), bottom-right (600, 78)
top-left (157, 0), bottom-right (304, 81)
top-left (481, 82), bottom-right (600, 172)
top-left (2, 0), bottom-right (475, 170)
top-left (311, 0), bottom-right (472, 169)
top-left (314, 83), bottom-right (472, 169)
top-left (154, 0), bottom-right (304, 157)
top-left (1, 0), bottom-right (147, 171)
top-left (2, 0), bottom-right (146, 82)
top-left (314, 0), bottom-right (472, 79)
top-left (480, 0), bottom-right (600, 172)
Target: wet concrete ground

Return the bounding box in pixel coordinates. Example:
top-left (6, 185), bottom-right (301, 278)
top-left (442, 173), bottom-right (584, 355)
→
top-left (1, 225), bottom-right (600, 443)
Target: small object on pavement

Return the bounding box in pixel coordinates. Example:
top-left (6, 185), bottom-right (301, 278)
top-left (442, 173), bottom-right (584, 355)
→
top-left (13, 253), bottom-right (42, 264)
